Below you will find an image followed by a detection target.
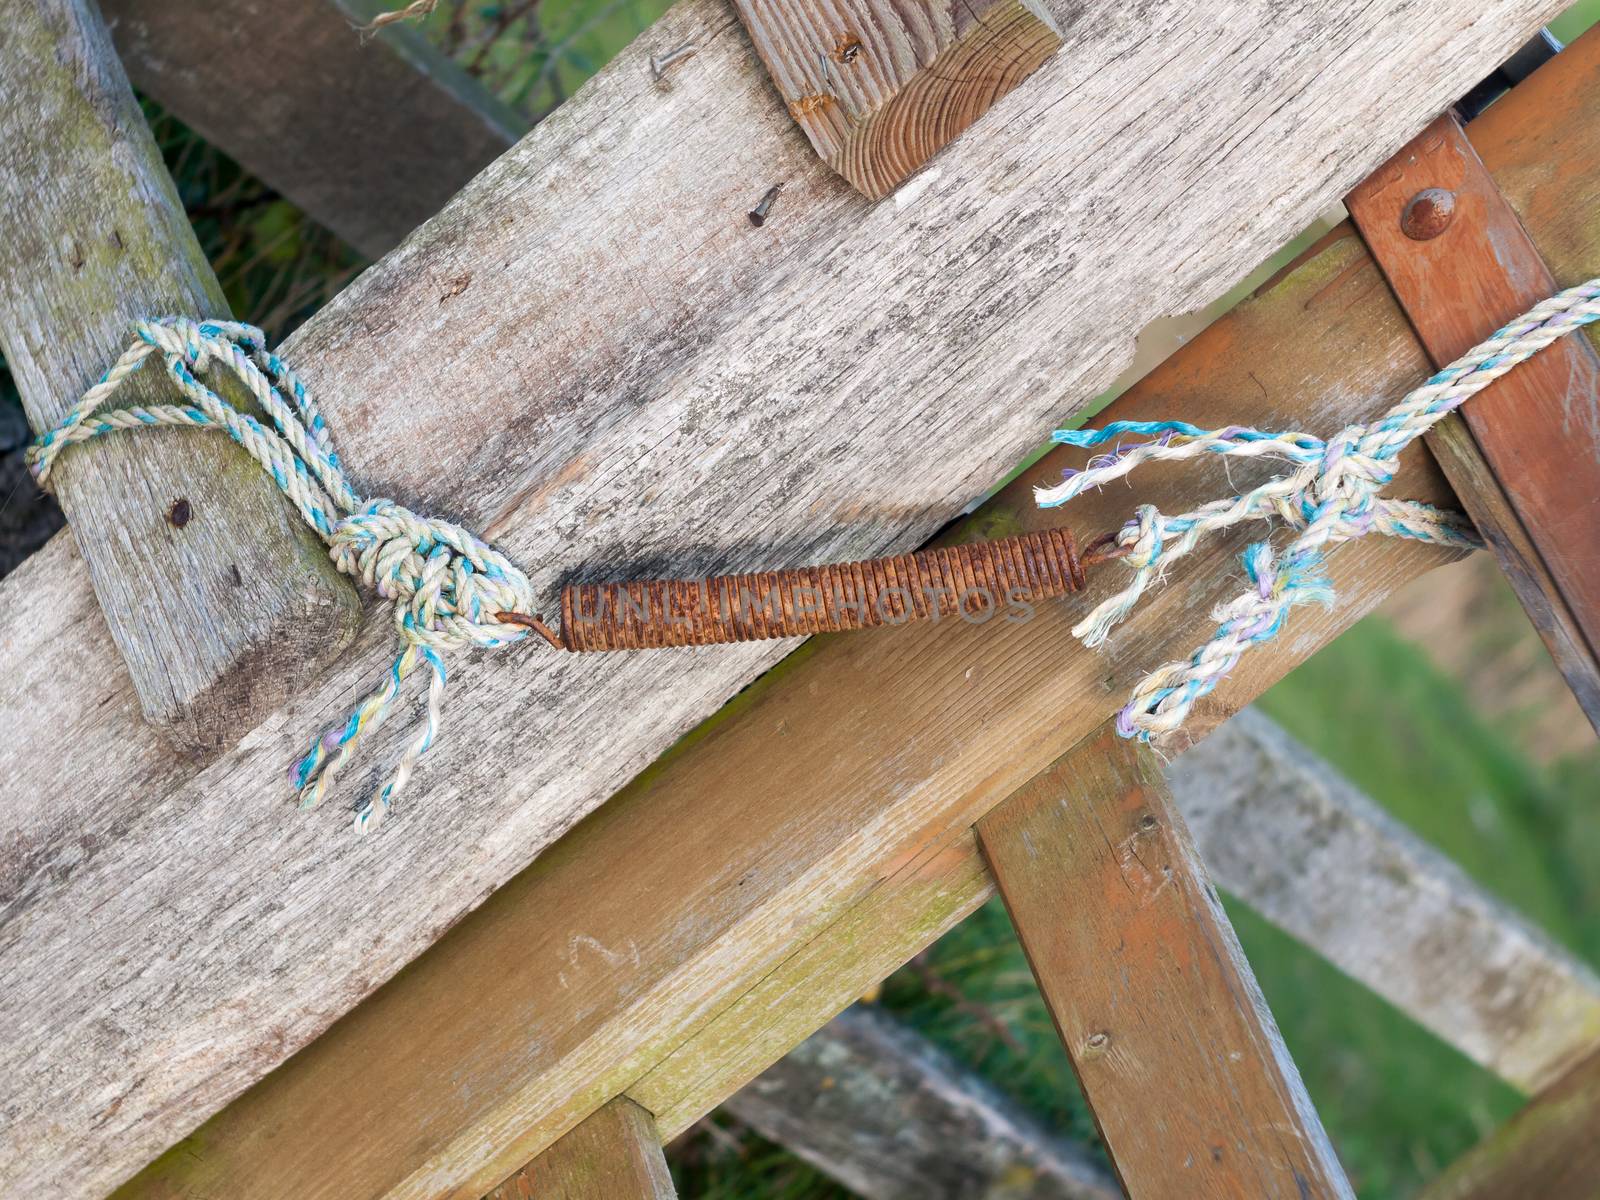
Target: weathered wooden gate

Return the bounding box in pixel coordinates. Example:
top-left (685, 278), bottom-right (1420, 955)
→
top-left (1, 0), bottom-right (1597, 1197)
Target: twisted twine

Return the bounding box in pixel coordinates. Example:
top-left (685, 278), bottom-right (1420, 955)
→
top-left (29, 318), bottom-right (539, 832)
top-left (1036, 276), bottom-right (1600, 742)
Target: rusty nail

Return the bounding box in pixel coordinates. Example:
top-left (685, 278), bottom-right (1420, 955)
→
top-left (650, 42), bottom-right (697, 79)
top-left (168, 497), bottom-right (192, 528)
top-left (496, 610), bottom-right (566, 650)
top-left (748, 184), bottom-right (784, 227)
top-left (1400, 188), bottom-right (1456, 240)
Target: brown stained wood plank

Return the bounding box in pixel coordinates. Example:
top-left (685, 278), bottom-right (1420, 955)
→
top-left (1346, 112), bottom-right (1600, 731)
top-left (977, 728), bottom-right (1353, 1200)
top-left (116, 223), bottom-right (1466, 1200)
top-left (1419, 1047), bottom-right (1600, 1200)
top-left (0, 0), bottom-right (362, 752)
top-left (731, 0), bottom-right (1062, 198)
top-left (6, 4), bottom-right (1568, 1194)
top-left (101, 0), bottom-right (525, 259)
top-left (486, 1098), bottom-right (676, 1200)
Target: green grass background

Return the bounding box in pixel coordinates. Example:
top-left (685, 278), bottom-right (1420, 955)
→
top-left (8, 0), bottom-right (1600, 1195)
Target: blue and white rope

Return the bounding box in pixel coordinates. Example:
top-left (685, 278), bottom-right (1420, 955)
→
top-left (28, 318), bottom-right (539, 832)
top-left (1037, 276), bottom-right (1600, 741)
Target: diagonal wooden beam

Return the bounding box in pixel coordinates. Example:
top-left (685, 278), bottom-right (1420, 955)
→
top-left (99, 0), bottom-right (526, 259)
top-left (0, 0), bottom-right (364, 752)
top-left (0, 0), bottom-right (1563, 1194)
top-left (1177, 710), bottom-right (1600, 1097)
top-left (725, 1002), bottom-right (1121, 1200)
top-left (1419, 1046), bottom-right (1600, 1200)
top-left (978, 728), bottom-right (1354, 1198)
top-left (487, 1097), bottom-right (677, 1199)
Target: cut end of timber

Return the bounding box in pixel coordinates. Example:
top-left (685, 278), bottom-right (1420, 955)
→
top-left (736, 0), bottom-right (1063, 200)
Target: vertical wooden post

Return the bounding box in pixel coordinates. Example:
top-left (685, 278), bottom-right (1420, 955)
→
top-left (0, 0), bottom-right (361, 752)
top-left (976, 725), bottom-right (1354, 1199)
top-left (487, 1098), bottom-right (677, 1200)
top-left (1347, 113), bottom-right (1600, 732)
top-left (731, 0), bottom-right (1062, 198)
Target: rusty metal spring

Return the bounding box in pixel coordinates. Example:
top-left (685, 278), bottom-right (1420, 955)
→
top-left (501, 528), bottom-right (1088, 651)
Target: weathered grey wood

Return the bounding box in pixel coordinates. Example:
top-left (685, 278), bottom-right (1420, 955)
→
top-left (100, 0), bottom-right (526, 259)
top-left (0, 0), bottom-right (1561, 1194)
top-left (726, 1003), bottom-right (1120, 1200)
top-left (1177, 709), bottom-right (1600, 1095)
top-left (978, 727), bottom-right (1355, 1198)
top-left (486, 1098), bottom-right (676, 1200)
top-left (732, 0), bottom-right (1062, 198)
top-left (0, 0), bottom-right (362, 752)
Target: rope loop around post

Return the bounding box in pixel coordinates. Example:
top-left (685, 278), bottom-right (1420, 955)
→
top-left (29, 317), bottom-right (541, 832)
top-left (1036, 276), bottom-right (1600, 741)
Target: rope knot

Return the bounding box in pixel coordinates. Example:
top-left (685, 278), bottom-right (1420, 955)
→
top-left (329, 500), bottom-right (536, 653)
top-left (1022, 274), bottom-right (1600, 742)
top-left (32, 318), bottom-right (543, 832)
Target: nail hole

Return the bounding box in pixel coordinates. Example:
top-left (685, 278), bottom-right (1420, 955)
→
top-left (168, 498), bottom-right (192, 528)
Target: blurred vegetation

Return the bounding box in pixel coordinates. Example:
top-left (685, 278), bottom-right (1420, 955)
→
top-left (4, 1), bottom-right (1600, 1197)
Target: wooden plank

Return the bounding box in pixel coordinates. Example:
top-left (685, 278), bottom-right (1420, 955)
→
top-left (731, 0), bottom-right (1062, 198)
top-left (1419, 1047), bottom-right (1600, 1200)
top-left (977, 728), bottom-right (1353, 1198)
top-left (114, 225), bottom-right (1465, 1200)
top-left (486, 1098), bottom-right (676, 1200)
top-left (100, 0), bottom-right (526, 259)
top-left (725, 1002), bottom-right (1120, 1200)
top-left (1177, 710), bottom-right (1600, 1096)
top-left (0, 0), bottom-right (363, 752)
top-left (0, 2), bottom-right (1563, 1194)
top-left (1347, 112), bottom-right (1600, 731)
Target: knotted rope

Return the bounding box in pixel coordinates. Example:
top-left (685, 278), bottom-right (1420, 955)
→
top-left (29, 318), bottom-right (540, 832)
top-left (1037, 276), bottom-right (1600, 742)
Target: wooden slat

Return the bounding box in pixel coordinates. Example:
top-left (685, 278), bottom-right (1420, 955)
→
top-left (1347, 112), bottom-right (1600, 731)
top-left (1419, 1047), bottom-right (1600, 1200)
top-left (731, 0), bottom-right (1062, 198)
top-left (726, 1002), bottom-right (1120, 1200)
top-left (114, 226), bottom-right (1465, 1200)
top-left (0, 2), bottom-right (1564, 1194)
top-left (977, 727), bottom-right (1353, 1198)
top-left (486, 1098), bottom-right (676, 1200)
top-left (101, 0), bottom-right (525, 259)
top-left (1178, 710), bottom-right (1600, 1096)
top-left (0, 0), bottom-right (362, 752)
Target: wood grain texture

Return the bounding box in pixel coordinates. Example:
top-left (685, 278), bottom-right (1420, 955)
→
top-left (486, 1098), bottom-right (675, 1200)
top-left (0, 1), bottom-right (1562, 1194)
top-left (1419, 1047), bottom-right (1600, 1200)
top-left (0, 0), bottom-right (362, 751)
top-left (1179, 710), bottom-right (1600, 1095)
top-left (1347, 112), bottom-right (1600, 732)
top-left (726, 1002), bottom-right (1120, 1200)
top-left (99, 0), bottom-right (525, 259)
top-left (977, 728), bottom-right (1354, 1199)
top-left (115, 226), bottom-right (1467, 1200)
top-left (731, 0), bottom-right (1061, 197)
